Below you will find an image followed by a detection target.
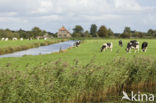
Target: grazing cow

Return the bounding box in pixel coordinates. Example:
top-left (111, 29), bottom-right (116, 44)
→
top-left (44, 38), bottom-right (47, 40)
top-left (12, 37), bottom-right (17, 40)
top-left (119, 40), bottom-right (123, 47)
top-left (20, 38), bottom-right (23, 41)
top-left (74, 41), bottom-right (80, 47)
top-left (5, 38), bottom-right (8, 41)
top-left (101, 42), bottom-right (113, 52)
top-left (1, 38), bottom-right (5, 41)
top-left (142, 42), bottom-right (148, 52)
top-left (126, 40), bottom-right (139, 53)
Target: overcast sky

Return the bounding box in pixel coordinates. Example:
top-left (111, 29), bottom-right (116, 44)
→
top-left (0, 0), bottom-right (156, 33)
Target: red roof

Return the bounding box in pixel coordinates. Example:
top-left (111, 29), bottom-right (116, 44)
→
top-left (59, 26), bottom-right (70, 33)
top-left (59, 26), bottom-right (67, 31)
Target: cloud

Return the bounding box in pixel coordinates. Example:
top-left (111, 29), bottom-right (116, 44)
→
top-left (0, 0), bottom-right (155, 32)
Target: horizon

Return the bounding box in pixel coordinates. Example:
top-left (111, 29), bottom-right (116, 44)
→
top-left (0, 0), bottom-right (156, 33)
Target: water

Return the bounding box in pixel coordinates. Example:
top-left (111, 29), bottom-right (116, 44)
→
top-left (0, 40), bottom-right (76, 58)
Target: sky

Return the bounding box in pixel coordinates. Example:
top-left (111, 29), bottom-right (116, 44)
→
top-left (0, 0), bottom-right (156, 33)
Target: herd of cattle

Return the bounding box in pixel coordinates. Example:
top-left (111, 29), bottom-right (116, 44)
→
top-left (1, 37), bottom-right (47, 41)
top-left (74, 40), bottom-right (148, 53)
top-left (101, 40), bottom-right (148, 53)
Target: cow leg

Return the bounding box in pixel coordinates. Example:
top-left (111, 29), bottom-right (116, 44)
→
top-left (145, 47), bottom-right (147, 52)
top-left (104, 48), bottom-right (106, 51)
top-left (129, 48), bottom-right (131, 53)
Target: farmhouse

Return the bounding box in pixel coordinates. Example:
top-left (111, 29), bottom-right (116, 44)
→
top-left (57, 26), bottom-right (71, 38)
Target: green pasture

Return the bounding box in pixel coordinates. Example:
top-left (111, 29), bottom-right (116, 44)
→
top-left (0, 39), bottom-right (63, 49)
top-left (0, 39), bottom-right (155, 70)
top-left (0, 40), bottom-right (45, 48)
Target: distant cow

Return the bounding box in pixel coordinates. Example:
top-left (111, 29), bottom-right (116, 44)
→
top-left (44, 38), bottom-right (47, 40)
top-left (101, 42), bottom-right (113, 52)
top-left (74, 41), bottom-right (81, 47)
top-left (1, 38), bottom-right (5, 41)
top-left (20, 38), bottom-right (23, 41)
top-left (142, 42), bottom-right (148, 52)
top-left (12, 37), bottom-right (17, 40)
top-left (119, 40), bottom-right (123, 47)
top-left (5, 38), bottom-right (8, 41)
top-left (126, 40), bottom-right (139, 53)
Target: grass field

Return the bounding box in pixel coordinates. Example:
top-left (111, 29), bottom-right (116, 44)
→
top-left (0, 39), bottom-right (65, 55)
top-left (0, 39), bottom-right (155, 103)
top-left (0, 39), bottom-right (155, 70)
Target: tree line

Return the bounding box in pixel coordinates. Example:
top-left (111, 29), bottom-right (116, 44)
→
top-left (72, 24), bottom-right (156, 38)
top-left (0, 25), bottom-right (156, 39)
top-left (0, 27), bottom-right (53, 39)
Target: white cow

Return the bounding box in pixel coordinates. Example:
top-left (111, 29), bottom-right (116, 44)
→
top-left (1, 38), bottom-right (5, 41)
top-left (5, 38), bottom-right (8, 41)
top-left (101, 42), bottom-right (113, 52)
top-left (12, 37), bottom-right (17, 40)
top-left (20, 38), bottom-right (23, 41)
top-left (44, 38), bottom-right (47, 40)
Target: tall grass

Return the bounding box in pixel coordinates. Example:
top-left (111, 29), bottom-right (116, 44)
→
top-left (0, 56), bottom-right (155, 103)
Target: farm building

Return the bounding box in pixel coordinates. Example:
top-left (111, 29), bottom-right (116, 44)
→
top-left (57, 26), bottom-right (71, 38)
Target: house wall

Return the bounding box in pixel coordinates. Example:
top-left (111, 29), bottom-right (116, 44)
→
top-left (57, 30), bottom-right (71, 38)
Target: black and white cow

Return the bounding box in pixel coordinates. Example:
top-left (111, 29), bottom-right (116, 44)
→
top-left (142, 42), bottom-right (148, 52)
top-left (74, 40), bottom-right (81, 47)
top-left (119, 40), bottom-right (123, 47)
top-left (126, 40), bottom-right (139, 53)
top-left (101, 42), bottom-right (113, 52)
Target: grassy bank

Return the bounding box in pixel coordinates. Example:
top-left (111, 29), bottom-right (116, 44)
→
top-left (0, 56), bottom-right (155, 103)
top-left (0, 39), bottom-right (66, 55)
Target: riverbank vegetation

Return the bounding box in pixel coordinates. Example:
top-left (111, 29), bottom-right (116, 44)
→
top-left (0, 56), bottom-right (155, 103)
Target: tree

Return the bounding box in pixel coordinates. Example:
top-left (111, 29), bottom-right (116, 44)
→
top-left (120, 32), bottom-right (131, 38)
top-left (82, 30), bottom-right (91, 37)
top-left (31, 27), bottom-right (43, 38)
top-left (73, 25), bottom-right (84, 34)
top-left (147, 29), bottom-right (154, 35)
top-left (107, 28), bottom-right (114, 36)
top-left (72, 33), bottom-right (81, 37)
top-left (124, 27), bottom-right (131, 33)
top-left (98, 25), bottom-right (108, 37)
top-left (120, 27), bottom-right (131, 38)
top-left (90, 24), bottom-right (97, 37)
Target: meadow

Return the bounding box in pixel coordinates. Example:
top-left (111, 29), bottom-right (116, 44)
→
top-left (0, 39), bottom-right (66, 55)
top-left (0, 39), bottom-right (155, 103)
top-left (0, 39), bottom-right (155, 70)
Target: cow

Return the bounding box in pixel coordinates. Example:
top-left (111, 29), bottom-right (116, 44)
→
top-left (74, 41), bottom-right (81, 47)
top-left (12, 37), bottom-right (17, 40)
top-left (101, 42), bottom-right (113, 52)
top-left (119, 40), bottom-right (123, 47)
top-left (1, 38), bottom-right (5, 41)
top-left (5, 38), bottom-right (8, 41)
top-left (142, 42), bottom-right (148, 52)
top-left (44, 38), bottom-right (47, 40)
top-left (126, 40), bottom-right (139, 53)
top-left (20, 38), bottom-right (23, 41)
